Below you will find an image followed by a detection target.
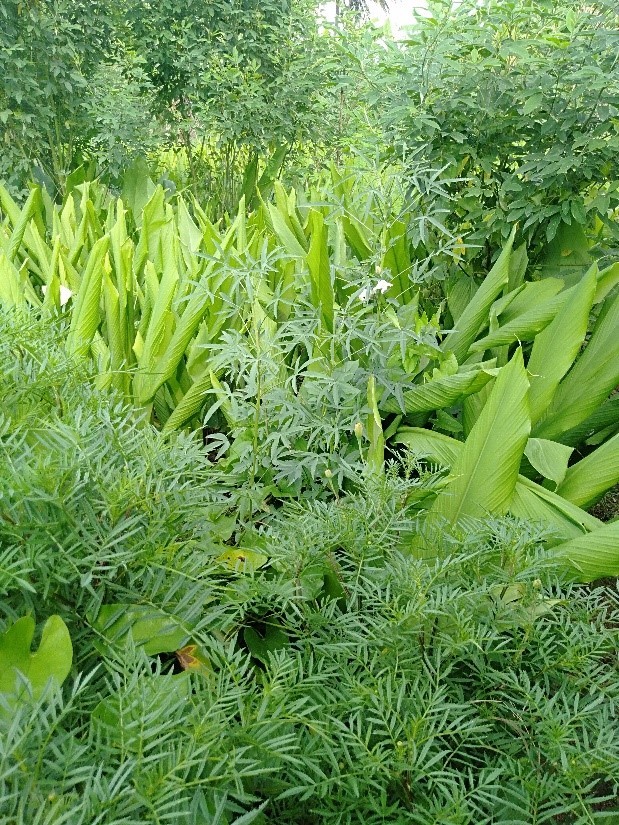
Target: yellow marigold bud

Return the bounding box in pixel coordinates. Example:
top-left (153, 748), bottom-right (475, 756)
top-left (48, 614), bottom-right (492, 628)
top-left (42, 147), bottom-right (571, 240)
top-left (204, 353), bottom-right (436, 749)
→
top-left (324, 468), bottom-right (333, 479)
top-left (354, 421), bottom-right (364, 438)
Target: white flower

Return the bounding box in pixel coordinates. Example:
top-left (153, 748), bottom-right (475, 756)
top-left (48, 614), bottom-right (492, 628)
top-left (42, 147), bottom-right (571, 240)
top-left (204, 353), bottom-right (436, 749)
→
top-left (42, 284), bottom-right (73, 306)
top-left (357, 279), bottom-right (393, 302)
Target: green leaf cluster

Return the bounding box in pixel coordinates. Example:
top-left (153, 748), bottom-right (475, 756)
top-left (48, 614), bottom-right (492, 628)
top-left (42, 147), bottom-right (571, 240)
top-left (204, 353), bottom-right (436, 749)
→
top-left (394, 236), bottom-right (619, 579)
top-left (368, 0), bottom-right (619, 269)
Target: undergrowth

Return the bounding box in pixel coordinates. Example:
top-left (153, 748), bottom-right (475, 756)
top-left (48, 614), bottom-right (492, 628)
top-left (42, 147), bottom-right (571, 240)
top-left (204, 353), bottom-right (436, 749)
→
top-left (1, 311), bottom-right (618, 824)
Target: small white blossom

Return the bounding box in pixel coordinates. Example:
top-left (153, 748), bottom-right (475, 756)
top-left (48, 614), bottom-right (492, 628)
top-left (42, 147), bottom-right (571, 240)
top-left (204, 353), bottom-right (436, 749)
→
top-left (42, 284), bottom-right (73, 306)
top-left (357, 279), bottom-right (393, 302)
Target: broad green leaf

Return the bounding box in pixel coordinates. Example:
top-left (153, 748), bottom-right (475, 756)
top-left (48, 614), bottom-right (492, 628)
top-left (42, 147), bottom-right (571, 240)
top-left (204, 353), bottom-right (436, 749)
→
top-left (41, 238), bottom-right (62, 312)
top-left (446, 273), bottom-right (478, 325)
top-left (559, 396), bottom-right (619, 447)
top-left (509, 476), bottom-right (602, 544)
top-left (255, 143), bottom-right (289, 203)
top-left (394, 426), bottom-right (601, 543)
top-left (594, 261), bottom-right (619, 304)
top-left (523, 438), bottom-right (573, 488)
top-left (507, 241), bottom-right (528, 291)
top-left (177, 195), bottom-right (203, 257)
top-left (161, 372), bottom-right (214, 434)
top-left (441, 227), bottom-right (515, 362)
top-left (23, 221), bottom-right (53, 282)
top-left (268, 202), bottom-right (306, 258)
top-left (470, 285), bottom-right (572, 353)
top-left (133, 187), bottom-right (168, 275)
top-left (342, 214), bottom-right (373, 260)
top-left (497, 278), bottom-right (564, 325)
top-left (59, 195), bottom-right (77, 249)
top-left (489, 283), bottom-right (526, 324)
top-left (273, 181), bottom-right (307, 251)
top-left (461, 379), bottom-right (494, 437)
top-left (307, 210), bottom-right (334, 333)
top-left (67, 235), bottom-right (110, 357)
top-left (382, 220), bottom-right (412, 301)
top-left (133, 220), bottom-right (180, 403)
top-left (0, 183), bottom-right (21, 226)
top-left (553, 521), bottom-right (619, 581)
top-left (533, 289), bottom-right (619, 440)
top-left (93, 604), bottom-right (188, 656)
top-left (0, 249), bottom-right (26, 309)
top-left (122, 157), bottom-right (156, 227)
top-left (217, 547), bottom-right (268, 572)
top-left (0, 615), bottom-right (72, 703)
top-left (430, 349), bottom-right (530, 523)
top-left (7, 187), bottom-right (41, 261)
top-left (556, 431), bottom-right (619, 508)
top-left (394, 427), bottom-right (461, 466)
top-left (526, 267), bottom-right (596, 424)
top-left (538, 220), bottom-right (592, 284)
top-left (366, 374), bottom-right (384, 475)
top-left (136, 210), bottom-right (242, 403)
top-left (381, 364), bottom-right (498, 414)
top-left (67, 201), bottom-right (92, 268)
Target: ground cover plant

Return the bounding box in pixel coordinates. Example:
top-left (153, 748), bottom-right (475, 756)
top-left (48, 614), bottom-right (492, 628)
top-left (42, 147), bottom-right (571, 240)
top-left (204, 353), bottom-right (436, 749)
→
top-left (1, 310), bottom-right (619, 824)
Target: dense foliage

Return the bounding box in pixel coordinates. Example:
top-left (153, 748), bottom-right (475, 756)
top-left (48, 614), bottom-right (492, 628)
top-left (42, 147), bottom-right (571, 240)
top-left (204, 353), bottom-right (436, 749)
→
top-left (368, 0), bottom-right (619, 269)
top-left (1, 312), bottom-right (618, 824)
top-left (1, 0), bottom-right (619, 821)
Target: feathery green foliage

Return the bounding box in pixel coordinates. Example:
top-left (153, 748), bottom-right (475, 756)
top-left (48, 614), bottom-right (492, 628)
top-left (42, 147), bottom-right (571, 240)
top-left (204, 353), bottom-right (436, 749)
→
top-left (1, 310), bottom-right (619, 823)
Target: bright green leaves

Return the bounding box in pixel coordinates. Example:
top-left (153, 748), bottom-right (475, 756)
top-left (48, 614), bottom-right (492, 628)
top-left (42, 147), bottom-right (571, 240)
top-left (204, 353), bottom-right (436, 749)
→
top-left (526, 267), bottom-right (596, 425)
top-left (66, 236), bottom-right (110, 357)
top-left (380, 362), bottom-right (498, 415)
top-left (441, 227), bottom-right (515, 362)
top-left (307, 209), bottom-right (334, 334)
top-left (523, 438), bottom-right (573, 489)
top-left (6, 187), bottom-right (42, 262)
top-left (394, 339), bottom-right (619, 579)
top-left (533, 289), bottom-right (619, 440)
top-left (556, 432), bottom-right (619, 509)
top-left (217, 547), bottom-right (269, 572)
top-left (509, 476), bottom-right (603, 545)
top-left (430, 349), bottom-right (530, 523)
top-left (553, 521), bottom-right (619, 582)
top-left (382, 219), bottom-right (412, 301)
top-left (0, 615), bottom-right (72, 712)
top-left (366, 374), bottom-right (385, 476)
top-left (92, 603), bottom-right (211, 680)
top-left (0, 249), bottom-right (27, 310)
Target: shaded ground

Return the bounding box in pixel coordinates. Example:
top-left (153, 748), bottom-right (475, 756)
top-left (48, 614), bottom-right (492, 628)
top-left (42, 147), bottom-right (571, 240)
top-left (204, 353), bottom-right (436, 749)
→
top-left (590, 485), bottom-right (619, 522)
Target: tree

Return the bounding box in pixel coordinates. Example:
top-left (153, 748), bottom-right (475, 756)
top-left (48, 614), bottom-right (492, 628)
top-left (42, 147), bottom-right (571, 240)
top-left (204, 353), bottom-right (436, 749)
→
top-left (373, 0), bottom-right (619, 270)
top-left (124, 0), bottom-right (337, 210)
top-left (0, 0), bottom-right (118, 193)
